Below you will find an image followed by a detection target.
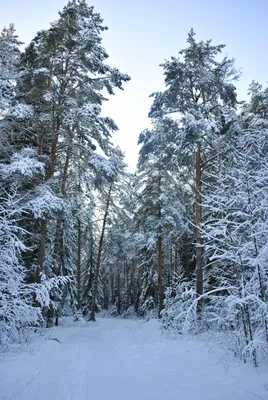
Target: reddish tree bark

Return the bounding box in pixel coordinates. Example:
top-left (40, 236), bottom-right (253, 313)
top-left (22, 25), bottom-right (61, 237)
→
top-left (195, 144), bottom-right (203, 302)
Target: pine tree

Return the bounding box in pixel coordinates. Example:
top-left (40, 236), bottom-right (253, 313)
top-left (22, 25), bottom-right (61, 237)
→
top-left (14, 0), bottom-right (130, 319)
top-left (88, 150), bottom-right (129, 320)
top-left (137, 118), bottom-right (188, 317)
top-left (200, 85), bottom-right (268, 364)
top-left (149, 29), bottom-right (239, 304)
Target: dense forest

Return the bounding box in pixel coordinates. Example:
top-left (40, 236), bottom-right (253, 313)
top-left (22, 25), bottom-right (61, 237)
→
top-left (0, 0), bottom-right (267, 367)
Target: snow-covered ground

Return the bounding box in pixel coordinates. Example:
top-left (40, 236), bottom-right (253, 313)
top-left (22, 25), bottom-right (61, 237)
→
top-left (0, 317), bottom-right (267, 400)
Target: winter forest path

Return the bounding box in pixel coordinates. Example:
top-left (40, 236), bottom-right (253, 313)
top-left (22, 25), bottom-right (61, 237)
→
top-left (0, 318), bottom-right (267, 400)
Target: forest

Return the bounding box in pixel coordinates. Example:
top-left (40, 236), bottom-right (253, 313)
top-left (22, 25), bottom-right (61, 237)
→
top-left (0, 0), bottom-right (268, 370)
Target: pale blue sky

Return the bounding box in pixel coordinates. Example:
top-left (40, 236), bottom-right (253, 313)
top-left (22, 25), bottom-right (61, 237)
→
top-left (1, 0), bottom-right (267, 170)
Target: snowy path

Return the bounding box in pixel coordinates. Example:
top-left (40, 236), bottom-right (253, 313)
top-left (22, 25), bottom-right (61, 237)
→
top-left (0, 318), bottom-right (267, 400)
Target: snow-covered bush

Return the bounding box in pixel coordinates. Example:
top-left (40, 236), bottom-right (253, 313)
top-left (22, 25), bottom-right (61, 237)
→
top-left (0, 194), bottom-right (42, 348)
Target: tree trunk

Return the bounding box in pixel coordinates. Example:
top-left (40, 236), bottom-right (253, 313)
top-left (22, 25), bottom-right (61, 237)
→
top-left (157, 174), bottom-right (164, 318)
top-left (110, 270), bottom-right (115, 304)
top-left (53, 215), bottom-right (63, 275)
top-left (195, 144), bottom-right (203, 302)
top-left (38, 126), bottom-right (45, 155)
top-left (52, 148), bottom-right (71, 276)
top-left (61, 147), bottom-right (70, 194)
top-left (46, 116), bottom-right (61, 180)
top-left (131, 260), bottom-right (135, 307)
top-left (77, 218), bottom-right (82, 309)
top-left (37, 118), bottom-right (62, 281)
top-left (37, 218), bottom-right (47, 282)
top-left (90, 184), bottom-right (113, 321)
top-left (125, 261), bottom-right (130, 310)
top-left (117, 266), bottom-right (121, 315)
top-left (167, 246), bottom-right (172, 285)
top-left (157, 234), bottom-right (164, 318)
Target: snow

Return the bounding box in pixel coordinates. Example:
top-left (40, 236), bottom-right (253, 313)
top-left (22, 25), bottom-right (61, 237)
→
top-left (0, 317), bottom-right (267, 400)
top-left (90, 154), bottom-right (118, 180)
top-left (0, 148), bottom-right (44, 178)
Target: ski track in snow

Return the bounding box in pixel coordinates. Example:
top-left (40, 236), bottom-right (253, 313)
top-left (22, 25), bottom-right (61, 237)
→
top-left (0, 317), bottom-right (267, 400)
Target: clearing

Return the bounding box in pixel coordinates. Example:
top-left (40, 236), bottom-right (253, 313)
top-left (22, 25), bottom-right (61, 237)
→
top-left (0, 317), bottom-right (267, 400)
